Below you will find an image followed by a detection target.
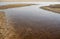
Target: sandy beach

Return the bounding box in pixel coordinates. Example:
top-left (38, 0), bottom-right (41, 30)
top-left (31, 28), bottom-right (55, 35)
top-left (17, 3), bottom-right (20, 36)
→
top-left (40, 4), bottom-right (60, 13)
top-left (0, 4), bottom-right (34, 9)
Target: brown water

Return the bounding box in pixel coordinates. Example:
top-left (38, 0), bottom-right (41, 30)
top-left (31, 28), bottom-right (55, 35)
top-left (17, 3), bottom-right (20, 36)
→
top-left (4, 5), bottom-right (60, 39)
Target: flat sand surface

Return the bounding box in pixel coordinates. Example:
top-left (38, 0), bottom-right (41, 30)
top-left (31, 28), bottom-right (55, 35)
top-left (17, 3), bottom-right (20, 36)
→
top-left (40, 6), bottom-right (60, 13)
top-left (0, 4), bottom-right (34, 9)
top-left (0, 12), bottom-right (19, 39)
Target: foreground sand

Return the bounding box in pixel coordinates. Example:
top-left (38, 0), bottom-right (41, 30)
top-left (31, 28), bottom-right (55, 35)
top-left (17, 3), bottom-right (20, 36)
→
top-left (40, 5), bottom-right (60, 13)
top-left (0, 4), bottom-right (34, 9)
top-left (0, 12), bottom-right (19, 39)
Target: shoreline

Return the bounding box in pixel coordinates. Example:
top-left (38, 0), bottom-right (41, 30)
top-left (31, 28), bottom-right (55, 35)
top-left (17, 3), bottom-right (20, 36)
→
top-left (0, 4), bottom-right (35, 10)
top-left (40, 5), bottom-right (60, 13)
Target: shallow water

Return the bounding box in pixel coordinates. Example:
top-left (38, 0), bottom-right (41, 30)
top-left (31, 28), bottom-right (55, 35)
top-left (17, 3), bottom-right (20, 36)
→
top-left (1, 2), bottom-right (60, 39)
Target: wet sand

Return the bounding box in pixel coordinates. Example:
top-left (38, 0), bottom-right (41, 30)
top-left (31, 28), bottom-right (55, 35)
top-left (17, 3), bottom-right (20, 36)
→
top-left (3, 5), bottom-right (60, 39)
top-left (0, 4), bottom-right (34, 9)
top-left (40, 6), bottom-right (60, 13)
top-left (0, 12), bottom-right (19, 39)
